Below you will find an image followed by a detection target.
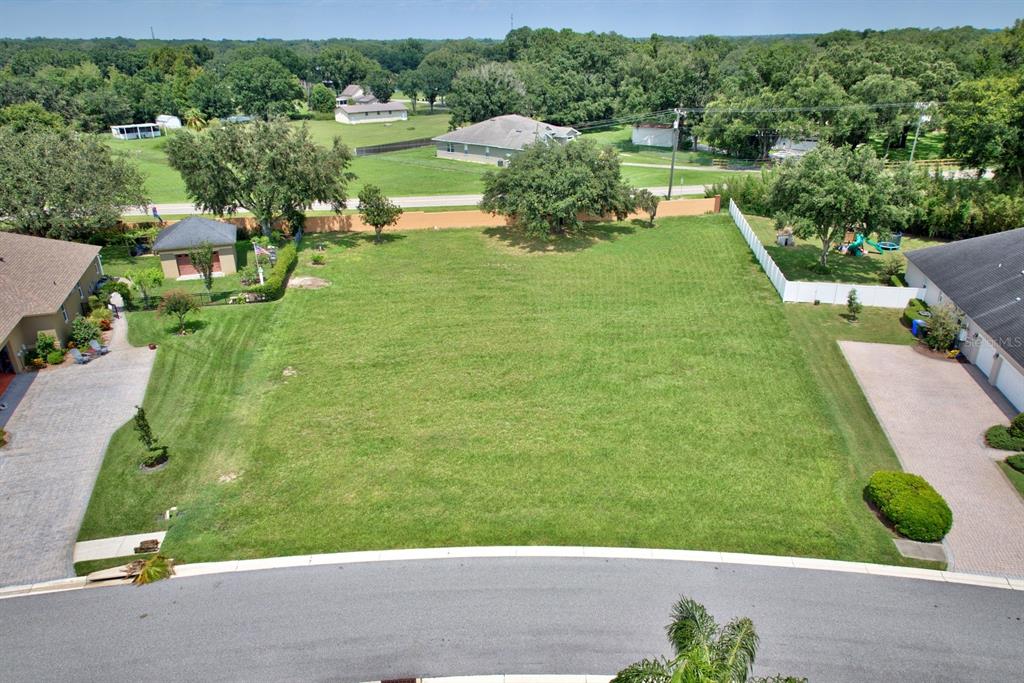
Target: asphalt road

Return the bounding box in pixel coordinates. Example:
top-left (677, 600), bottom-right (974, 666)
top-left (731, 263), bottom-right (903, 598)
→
top-left (124, 186), bottom-right (709, 216)
top-left (2, 558), bottom-right (1022, 682)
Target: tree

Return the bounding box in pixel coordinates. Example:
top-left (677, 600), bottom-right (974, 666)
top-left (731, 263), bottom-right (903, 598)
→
top-left (357, 184), bottom-right (403, 244)
top-left (317, 46), bottom-right (375, 92)
top-left (224, 56), bottom-right (302, 118)
top-left (414, 48), bottom-right (478, 112)
top-left (363, 69), bottom-right (395, 103)
top-left (0, 101), bottom-right (63, 131)
top-left (166, 120), bottom-right (353, 237)
top-left (125, 267), bottom-right (164, 308)
top-left (396, 70), bottom-right (420, 112)
top-left (925, 303), bottom-right (961, 352)
top-left (182, 106), bottom-right (206, 130)
top-left (309, 83), bottom-right (336, 113)
top-left (943, 75), bottom-right (1023, 187)
top-left (632, 188), bottom-right (660, 226)
top-left (447, 62), bottom-right (527, 125)
top-left (158, 289), bottom-right (200, 334)
top-left (132, 404), bottom-right (169, 467)
top-left (188, 241), bottom-right (216, 292)
top-left (846, 289), bottom-right (862, 321)
top-left (613, 596), bottom-right (769, 683)
top-left (768, 146), bottom-right (894, 267)
top-left (480, 138), bottom-right (635, 238)
top-left (0, 127), bottom-right (146, 240)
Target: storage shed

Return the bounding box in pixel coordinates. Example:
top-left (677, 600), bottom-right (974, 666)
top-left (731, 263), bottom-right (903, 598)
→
top-left (151, 217), bottom-right (238, 279)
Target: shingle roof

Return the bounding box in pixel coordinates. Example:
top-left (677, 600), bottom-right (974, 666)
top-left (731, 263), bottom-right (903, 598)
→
top-left (0, 232), bottom-right (100, 342)
top-left (432, 115), bottom-right (580, 151)
top-left (905, 228), bottom-right (1024, 367)
top-left (337, 101), bottom-right (407, 114)
top-left (340, 84), bottom-right (363, 97)
top-left (152, 217), bottom-right (237, 252)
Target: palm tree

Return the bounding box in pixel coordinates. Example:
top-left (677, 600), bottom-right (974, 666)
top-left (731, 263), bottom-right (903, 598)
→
top-left (613, 596), bottom-right (759, 683)
top-left (183, 107), bottom-right (207, 131)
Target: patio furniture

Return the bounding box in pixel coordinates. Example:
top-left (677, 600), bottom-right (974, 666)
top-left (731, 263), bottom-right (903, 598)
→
top-left (89, 339), bottom-right (109, 355)
top-left (69, 348), bottom-right (91, 364)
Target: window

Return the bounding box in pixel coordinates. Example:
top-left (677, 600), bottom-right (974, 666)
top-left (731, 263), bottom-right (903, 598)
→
top-left (485, 146), bottom-right (490, 157)
top-left (61, 305), bottom-right (68, 323)
top-left (445, 142), bottom-right (454, 153)
top-left (77, 284), bottom-right (84, 299)
top-left (463, 144), bottom-right (468, 154)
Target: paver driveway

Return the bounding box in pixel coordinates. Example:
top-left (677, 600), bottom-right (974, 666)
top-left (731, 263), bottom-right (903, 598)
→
top-left (0, 310), bottom-right (154, 587)
top-left (840, 341), bottom-right (1024, 576)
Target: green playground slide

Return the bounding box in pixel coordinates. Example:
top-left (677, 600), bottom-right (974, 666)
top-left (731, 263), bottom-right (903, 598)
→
top-left (865, 238), bottom-right (886, 254)
top-left (848, 233), bottom-right (866, 255)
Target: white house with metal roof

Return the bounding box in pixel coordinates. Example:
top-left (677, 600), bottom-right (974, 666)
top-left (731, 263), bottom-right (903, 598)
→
top-left (432, 114), bottom-right (580, 166)
top-left (335, 101), bottom-right (407, 124)
top-left (905, 228), bottom-right (1024, 411)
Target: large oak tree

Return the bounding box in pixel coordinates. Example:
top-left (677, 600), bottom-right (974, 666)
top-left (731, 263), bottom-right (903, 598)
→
top-left (166, 119), bottom-right (353, 237)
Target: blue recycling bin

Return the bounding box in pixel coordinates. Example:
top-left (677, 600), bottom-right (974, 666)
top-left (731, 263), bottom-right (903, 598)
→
top-left (912, 319), bottom-right (927, 337)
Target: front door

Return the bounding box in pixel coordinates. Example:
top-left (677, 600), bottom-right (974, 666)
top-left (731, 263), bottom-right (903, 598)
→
top-left (211, 250), bottom-right (222, 273)
top-left (176, 253), bottom-right (197, 276)
top-left (0, 344), bottom-right (14, 374)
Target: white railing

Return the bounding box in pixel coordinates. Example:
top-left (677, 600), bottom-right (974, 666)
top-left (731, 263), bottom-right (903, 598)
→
top-left (728, 199), bottom-right (923, 309)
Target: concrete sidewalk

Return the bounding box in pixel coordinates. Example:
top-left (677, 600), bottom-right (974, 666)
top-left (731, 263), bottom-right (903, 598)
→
top-left (840, 341), bottom-right (1024, 576)
top-left (73, 531), bottom-right (166, 563)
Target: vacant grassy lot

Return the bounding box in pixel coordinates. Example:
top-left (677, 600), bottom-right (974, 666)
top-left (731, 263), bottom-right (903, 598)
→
top-left (746, 214), bottom-right (945, 284)
top-left (105, 135), bottom-right (189, 204)
top-left (870, 130), bottom-right (946, 162)
top-left (82, 214), bottom-right (915, 567)
top-left (285, 113), bottom-right (450, 148)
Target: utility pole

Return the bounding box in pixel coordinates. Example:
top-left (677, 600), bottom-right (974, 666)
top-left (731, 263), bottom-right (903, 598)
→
top-left (667, 106), bottom-right (683, 199)
top-left (909, 102), bottom-right (931, 163)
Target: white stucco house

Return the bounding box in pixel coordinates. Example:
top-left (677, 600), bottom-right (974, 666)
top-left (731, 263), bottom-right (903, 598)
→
top-left (156, 114), bottom-right (182, 129)
top-left (905, 228), bottom-right (1024, 411)
top-left (334, 101), bottom-right (408, 124)
top-left (432, 114), bottom-right (580, 166)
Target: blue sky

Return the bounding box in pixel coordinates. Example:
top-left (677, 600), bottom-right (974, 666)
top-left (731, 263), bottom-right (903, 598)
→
top-left (1, 0), bottom-right (1021, 40)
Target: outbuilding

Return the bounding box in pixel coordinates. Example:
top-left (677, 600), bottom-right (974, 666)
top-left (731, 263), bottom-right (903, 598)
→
top-left (151, 217), bottom-right (238, 280)
top-left (905, 228), bottom-right (1024, 411)
top-left (155, 114), bottom-right (182, 130)
top-left (335, 101), bottom-right (408, 124)
top-left (110, 123), bottom-right (161, 140)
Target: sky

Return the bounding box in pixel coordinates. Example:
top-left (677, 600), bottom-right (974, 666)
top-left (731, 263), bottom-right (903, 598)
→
top-left (1, 0), bottom-right (1021, 40)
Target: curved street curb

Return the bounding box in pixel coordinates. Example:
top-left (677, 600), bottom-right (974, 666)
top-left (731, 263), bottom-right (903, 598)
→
top-left (3, 545), bottom-right (1022, 600)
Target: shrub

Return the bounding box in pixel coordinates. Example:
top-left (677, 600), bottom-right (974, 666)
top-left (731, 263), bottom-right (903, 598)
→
top-left (705, 171), bottom-right (772, 215)
top-left (245, 242), bottom-right (296, 300)
top-left (69, 317), bottom-right (102, 347)
top-left (35, 332), bottom-right (57, 356)
top-left (902, 298), bottom-right (929, 327)
top-left (1010, 412), bottom-right (1024, 439)
top-left (45, 350), bottom-right (64, 365)
top-left (0, 427), bottom-right (6, 446)
top-left (132, 555), bottom-right (175, 585)
top-left (846, 289), bottom-right (862, 321)
top-left (864, 471), bottom-right (952, 542)
top-left (924, 303), bottom-right (960, 351)
top-left (158, 289), bottom-right (200, 334)
top-left (1007, 453), bottom-right (1024, 474)
top-left (99, 280), bottom-right (133, 309)
top-left (985, 425), bottom-right (1024, 451)
top-left (90, 307), bottom-right (113, 323)
top-left (880, 253), bottom-right (905, 284)
top-left (311, 252), bottom-right (326, 266)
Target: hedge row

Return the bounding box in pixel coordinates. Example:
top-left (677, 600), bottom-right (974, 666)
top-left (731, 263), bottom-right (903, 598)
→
top-left (901, 298), bottom-right (929, 328)
top-left (245, 242), bottom-right (297, 301)
top-left (865, 471), bottom-right (952, 542)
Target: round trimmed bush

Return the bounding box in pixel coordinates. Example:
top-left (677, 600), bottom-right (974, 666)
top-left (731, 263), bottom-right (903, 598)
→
top-left (865, 471), bottom-right (952, 542)
top-left (1010, 412), bottom-right (1024, 439)
top-left (985, 424), bottom-right (1024, 451)
top-left (45, 350), bottom-right (64, 365)
top-left (1007, 454), bottom-right (1024, 474)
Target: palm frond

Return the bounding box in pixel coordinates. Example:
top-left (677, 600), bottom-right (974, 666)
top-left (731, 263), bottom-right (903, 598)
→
top-left (667, 596), bottom-right (719, 657)
top-left (714, 617), bottom-right (759, 683)
top-left (611, 657), bottom-right (674, 683)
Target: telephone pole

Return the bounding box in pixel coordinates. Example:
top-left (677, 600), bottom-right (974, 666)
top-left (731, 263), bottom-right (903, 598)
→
top-left (667, 106), bottom-right (683, 199)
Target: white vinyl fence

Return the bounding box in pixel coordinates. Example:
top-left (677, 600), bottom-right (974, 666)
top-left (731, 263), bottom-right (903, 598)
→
top-left (729, 200), bottom-right (923, 309)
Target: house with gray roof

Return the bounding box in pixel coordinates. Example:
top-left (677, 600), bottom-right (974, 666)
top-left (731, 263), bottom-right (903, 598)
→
top-left (0, 232), bottom-right (103, 373)
top-left (432, 114), bottom-right (581, 166)
top-left (335, 101), bottom-right (407, 125)
top-left (152, 216), bottom-right (238, 279)
top-left (905, 228), bottom-right (1024, 411)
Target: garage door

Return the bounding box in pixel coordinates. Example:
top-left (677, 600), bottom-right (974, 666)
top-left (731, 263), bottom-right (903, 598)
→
top-left (995, 361), bottom-right (1024, 413)
top-left (175, 252), bottom-right (221, 276)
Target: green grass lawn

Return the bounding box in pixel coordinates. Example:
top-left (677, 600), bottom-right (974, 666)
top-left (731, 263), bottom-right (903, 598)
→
top-left (81, 214), bottom-right (919, 567)
top-left (870, 130), bottom-right (946, 162)
top-left (105, 135), bottom-right (189, 204)
top-left (286, 113), bottom-right (451, 149)
top-left (746, 214), bottom-right (946, 284)
top-left (999, 461), bottom-right (1024, 499)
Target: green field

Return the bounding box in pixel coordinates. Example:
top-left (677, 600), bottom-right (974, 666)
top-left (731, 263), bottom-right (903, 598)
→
top-left (105, 120), bottom-right (738, 205)
top-left (870, 130), bottom-right (946, 162)
top-left (746, 214), bottom-right (945, 284)
top-left (81, 214), bottom-right (922, 567)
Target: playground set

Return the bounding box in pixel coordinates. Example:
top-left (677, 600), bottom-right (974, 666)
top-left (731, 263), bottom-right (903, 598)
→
top-left (837, 230), bottom-right (903, 256)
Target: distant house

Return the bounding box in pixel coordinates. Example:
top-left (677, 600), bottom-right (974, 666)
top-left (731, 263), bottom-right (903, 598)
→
top-left (222, 115), bottom-right (254, 124)
top-left (632, 123), bottom-right (675, 148)
top-left (110, 122), bottom-right (161, 140)
top-left (335, 84), bottom-right (377, 106)
top-left (151, 217), bottom-right (238, 280)
top-left (905, 228), bottom-right (1024, 411)
top-left (335, 101), bottom-right (408, 125)
top-left (432, 114), bottom-right (580, 166)
top-left (0, 232), bottom-right (104, 373)
top-left (155, 114), bottom-right (182, 130)
top-left (769, 138), bottom-right (818, 162)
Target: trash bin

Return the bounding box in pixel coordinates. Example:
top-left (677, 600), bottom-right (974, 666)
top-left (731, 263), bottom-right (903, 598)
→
top-left (912, 319), bottom-right (927, 337)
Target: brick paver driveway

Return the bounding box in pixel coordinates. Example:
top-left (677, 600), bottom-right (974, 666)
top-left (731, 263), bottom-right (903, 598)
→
top-left (841, 341), bottom-right (1024, 576)
top-left (0, 308), bottom-right (154, 587)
